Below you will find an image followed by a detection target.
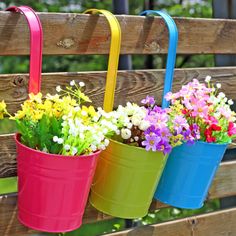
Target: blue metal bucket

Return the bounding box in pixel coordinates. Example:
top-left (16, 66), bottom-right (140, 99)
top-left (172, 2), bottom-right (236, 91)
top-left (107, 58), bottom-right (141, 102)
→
top-left (155, 141), bottom-right (228, 209)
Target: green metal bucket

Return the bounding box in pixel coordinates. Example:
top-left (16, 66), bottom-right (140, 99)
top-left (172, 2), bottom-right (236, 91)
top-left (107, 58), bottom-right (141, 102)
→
top-left (89, 139), bottom-right (167, 218)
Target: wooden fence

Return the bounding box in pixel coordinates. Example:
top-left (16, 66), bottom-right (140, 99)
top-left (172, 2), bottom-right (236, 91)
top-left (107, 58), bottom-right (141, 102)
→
top-left (0, 11), bottom-right (236, 236)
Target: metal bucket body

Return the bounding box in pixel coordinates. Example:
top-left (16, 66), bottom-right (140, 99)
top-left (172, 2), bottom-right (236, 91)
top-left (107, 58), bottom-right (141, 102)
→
top-left (90, 139), bottom-right (167, 218)
top-left (15, 134), bottom-right (100, 233)
top-left (155, 141), bottom-right (228, 209)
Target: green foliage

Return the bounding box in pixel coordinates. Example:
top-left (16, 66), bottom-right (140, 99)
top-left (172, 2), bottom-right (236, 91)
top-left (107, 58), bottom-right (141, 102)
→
top-left (16, 115), bottom-right (63, 153)
top-left (63, 219), bottom-right (125, 236)
top-left (141, 199), bottom-right (220, 225)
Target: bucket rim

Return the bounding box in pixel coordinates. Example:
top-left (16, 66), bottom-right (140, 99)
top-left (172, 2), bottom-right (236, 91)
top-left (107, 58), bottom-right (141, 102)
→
top-left (15, 133), bottom-right (101, 159)
top-left (109, 138), bottom-right (167, 156)
top-left (189, 140), bottom-right (230, 147)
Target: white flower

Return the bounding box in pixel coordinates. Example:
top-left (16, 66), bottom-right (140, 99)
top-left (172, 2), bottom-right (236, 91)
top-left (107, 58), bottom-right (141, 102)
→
top-left (116, 129), bottom-right (120, 135)
top-left (139, 121), bottom-right (150, 131)
top-left (42, 147), bottom-right (48, 153)
top-left (130, 138), bottom-right (134, 142)
top-left (74, 106), bottom-right (80, 112)
top-left (56, 85), bottom-right (61, 92)
top-left (131, 116), bottom-right (141, 126)
top-left (79, 82), bottom-right (85, 87)
top-left (134, 136), bottom-right (139, 141)
top-left (218, 92), bottom-right (225, 99)
top-left (70, 80), bottom-right (76, 86)
top-left (81, 110), bottom-right (87, 116)
top-left (93, 116), bottom-right (99, 122)
top-left (228, 99), bottom-right (234, 105)
top-left (90, 144), bottom-right (97, 152)
top-left (104, 139), bottom-right (110, 146)
top-left (100, 144), bottom-right (106, 150)
top-left (121, 128), bottom-right (132, 139)
top-left (53, 136), bottom-right (59, 142)
top-left (102, 128), bottom-right (108, 134)
top-left (57, 138), bottom-right (64, 144)
top-left (205, 75), bottom-right (211, 83)
top-left (216, 83), bottom-right (221, 89)
top-left (126, 122), bottom-right (133, 129)
top-left (80, 133), bottom-right (85, 139)
top-left (72, 147), bottom-right (78, 155)
top-left (64, 144), bottom-right (71, 151)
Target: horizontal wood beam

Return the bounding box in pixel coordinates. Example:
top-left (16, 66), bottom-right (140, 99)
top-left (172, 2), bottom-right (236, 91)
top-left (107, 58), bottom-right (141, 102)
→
top-left (1, 67), bottom-right (236, 114)
top-left (106, 207), bottom-right (236, 236)
top-left (0, 193), bottom-right (111, 236)
top-left (0, 12), bottom-right (236, 55)
top-left (1, 193), bottom-right (236, 236)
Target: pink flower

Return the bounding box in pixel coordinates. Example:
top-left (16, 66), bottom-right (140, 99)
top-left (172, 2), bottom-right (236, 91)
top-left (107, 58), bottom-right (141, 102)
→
top-left (191, 100), bottom-right (209, 118)
top-left (165, 92), bottom-right (179, 102)
top-left (218, 107), bottom-right (231, 119)
top-left (206, 115), bottom-right (218, 125)
top-left (228, 122), bottom-right (236, 136)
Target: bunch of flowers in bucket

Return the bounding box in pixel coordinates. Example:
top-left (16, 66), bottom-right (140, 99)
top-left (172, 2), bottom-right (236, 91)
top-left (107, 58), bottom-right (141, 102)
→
top-left (155, 76), bottom-right (236, 209)
top-left (102, 95), bottom-right (199, 155)
top-left (165, 76), bottom-right (236, 143)
top-left (0, 81), bottom-right (119, 233)
top-left (1, 80), bottom-right (118, 155)
top-left (89, 95), bottom-right (200, 219)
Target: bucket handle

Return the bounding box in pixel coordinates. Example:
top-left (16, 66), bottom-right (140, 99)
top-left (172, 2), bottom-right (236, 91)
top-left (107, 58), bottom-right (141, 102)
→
top-left (83, 9), bottom-right (121, 112)
top-left (6, 6), bottom-right (43, 95)
top-left (140, 10), bottom-right (178, 109)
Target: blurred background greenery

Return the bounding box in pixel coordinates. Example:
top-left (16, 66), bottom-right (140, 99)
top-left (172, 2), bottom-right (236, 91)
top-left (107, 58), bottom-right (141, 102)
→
top-left (0, 1), bottom-right (224, 236)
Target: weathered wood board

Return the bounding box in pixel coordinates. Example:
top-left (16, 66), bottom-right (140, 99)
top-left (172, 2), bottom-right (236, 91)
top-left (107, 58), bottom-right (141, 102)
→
top-left (0, 12), bottom-right (236, 55)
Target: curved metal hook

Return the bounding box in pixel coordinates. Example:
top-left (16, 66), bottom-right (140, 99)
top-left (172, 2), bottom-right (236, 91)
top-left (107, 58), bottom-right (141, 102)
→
top-left (140, 10), bottom-right (178, 108)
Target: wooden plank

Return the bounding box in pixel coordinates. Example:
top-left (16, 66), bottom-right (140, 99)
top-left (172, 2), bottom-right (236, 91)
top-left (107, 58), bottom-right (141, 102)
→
top-left (0, 12), bottom-right (236, 55)
top-left (0, 134), bottom-right (17, 178)
top-left (105, 207), bottom-right (236, 236)
top-left (0, 194), bottom-right (111, 236)
top-left (209, 161), bottom-right (236, 199)
top-left (1, 67), bottom-right (236, 114)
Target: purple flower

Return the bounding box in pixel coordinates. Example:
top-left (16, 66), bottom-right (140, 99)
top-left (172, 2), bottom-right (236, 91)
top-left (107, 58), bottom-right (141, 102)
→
top-left (141, 96), bottom-right (155, 106)
top-left (173, 115), bottom-right (189, 134)
top-left (152, 105), bottom-right (163, 113)
top-left (190, 123), bottom-right (200, 140)
top-left (142, 135), bottom-right (161, 152)
top-left (144, 125), bottom-right (160, 136)
top-left (181, 130), bottom-right (195, 145)
top-left (159, 127), bottom-right (171, 141)
top-left (156, 140), bottom-right (172, 155)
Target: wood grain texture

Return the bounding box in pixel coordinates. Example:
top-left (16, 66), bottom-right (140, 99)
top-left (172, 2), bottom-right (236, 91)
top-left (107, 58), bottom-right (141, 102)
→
top-left (1, 67), bottom-right (236, 114)
top-left (106, 207), bottom-right (236, 236)
top-left (209, 161), bottom-right (236, 199)
top-left (0, 12), bottom-right (236, 55)
top-left (0, 194), bottom-right (111, 236)
top-left (0, 134), bottom-right (17, 178)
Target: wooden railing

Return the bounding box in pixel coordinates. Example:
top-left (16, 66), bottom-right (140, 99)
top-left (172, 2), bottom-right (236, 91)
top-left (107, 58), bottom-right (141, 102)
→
top-left (0, 12), bottom-right (235, 236)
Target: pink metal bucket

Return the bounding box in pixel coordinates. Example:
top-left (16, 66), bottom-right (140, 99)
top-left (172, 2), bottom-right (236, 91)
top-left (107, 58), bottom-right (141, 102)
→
top-left (15, 134), bottom-right (100, 232)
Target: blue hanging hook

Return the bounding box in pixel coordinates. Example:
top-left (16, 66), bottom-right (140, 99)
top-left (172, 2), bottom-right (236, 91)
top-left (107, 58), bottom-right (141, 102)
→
top-left (140, 10), bottom-right (178, 108)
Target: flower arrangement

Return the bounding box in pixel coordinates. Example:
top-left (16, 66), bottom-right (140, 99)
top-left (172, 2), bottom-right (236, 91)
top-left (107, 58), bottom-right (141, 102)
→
top-left (102, 95), bottom-right (197, 155)
top-left (0, 81), bottom-right (118, 156)
top-left (165, 76), bottom-right (236, 143)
